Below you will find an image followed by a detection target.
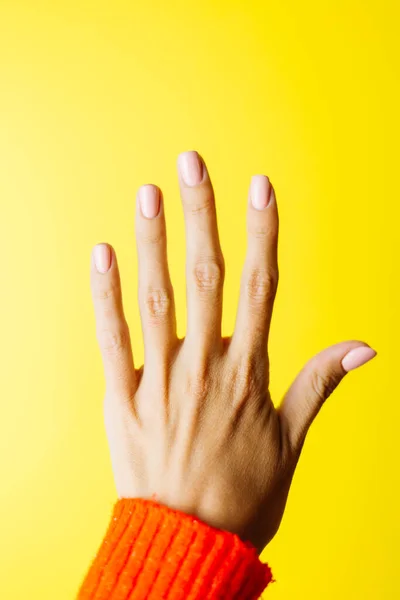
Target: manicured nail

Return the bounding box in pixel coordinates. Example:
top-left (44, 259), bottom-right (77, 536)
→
top-left (341, 346), bottom-right (377, 372)
top-left (178, 151), bottom-right (204, 186)
top-left (250, 175), bottom-right (272, 210)
top-left (93, 243), bottom-right (111, 273)
top-left (138, 185), bottom-right (160, 219)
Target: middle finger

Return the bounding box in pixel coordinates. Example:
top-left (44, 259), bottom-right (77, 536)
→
top-left (177, 151), bottom-right (225, 354)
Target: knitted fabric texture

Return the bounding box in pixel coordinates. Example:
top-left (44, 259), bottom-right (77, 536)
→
top-left (77, 497), bottom-right (273, 599)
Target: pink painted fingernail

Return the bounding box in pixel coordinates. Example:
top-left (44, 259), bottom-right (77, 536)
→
top-left (178, 151), bottom-right (204, 186)
top-left (138, 185), bottom-right (160, 219)
top-left (93, 243), bottom-right (111, 273)
top-left (341, 346), bottom-right (377, 372)
top-left (250, 175), bottom-right (273, 210)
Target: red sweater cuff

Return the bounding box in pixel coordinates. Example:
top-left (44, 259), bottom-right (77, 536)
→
top-left (77, 497), bottom-right (273, 599)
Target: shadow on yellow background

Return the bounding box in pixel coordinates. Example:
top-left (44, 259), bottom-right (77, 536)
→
top-left (0, 0), bottom-right (398, 598)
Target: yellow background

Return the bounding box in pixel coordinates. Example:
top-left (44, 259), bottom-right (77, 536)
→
top-left (0, 0), bottom-right (398, 598)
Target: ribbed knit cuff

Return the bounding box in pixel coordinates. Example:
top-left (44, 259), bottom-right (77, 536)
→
top-left (77, 497), bottom-right (273, 599)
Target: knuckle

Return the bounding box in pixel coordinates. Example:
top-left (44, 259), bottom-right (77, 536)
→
top-left (250, 224), bottom-right (270, 240)
top-left (94, 279), bottom-right (119, 302)
top-left (186, 364), bottom-right (211, 401)
top-left (144, 286), bottom-right (172, 323)
top-left (191, 374), bottom-right (210, 400)
top-left (97, 324), bottom-right (129, 355)
top-left (310, 370), bottom-right (338, 403)
top-left (246, 268), bottom-right (278, 305)
top-left (180, 347), bottom-right (214, 402)
top-left (250, 222), bottom-right (278, 241)
top-left (193, 257), bottom-right (225, 295)
top-left (230, 354), bottom-right (261, 394)
top-left (140, 228), bottom-right (166, 247)
top-left (189, 192), bottom-right (214, 216)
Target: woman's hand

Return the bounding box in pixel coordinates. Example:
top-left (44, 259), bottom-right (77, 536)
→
top-left (90, 151), bottom-right (376, 554)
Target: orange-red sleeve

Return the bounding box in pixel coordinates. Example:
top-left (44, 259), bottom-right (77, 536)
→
top-left (77, 497), bottom-right (274, 599)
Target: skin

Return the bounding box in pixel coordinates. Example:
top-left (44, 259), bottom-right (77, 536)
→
top-left (89, 151), bottom-right (376, 555)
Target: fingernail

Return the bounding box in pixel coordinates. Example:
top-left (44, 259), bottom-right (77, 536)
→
top-left (138, 185), bottom-right (160, 219)
top-left (178, 151), bottom-right (204, 186)
top-left (341, 346), bottom-right (377, 372)
top-left (250, 175), bottom-right (273, 210)
top-left (93, 243), bottom-right (111, 273)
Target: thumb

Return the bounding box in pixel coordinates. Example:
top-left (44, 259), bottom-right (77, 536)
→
top-left (278, 340), bottom-right (377, 455)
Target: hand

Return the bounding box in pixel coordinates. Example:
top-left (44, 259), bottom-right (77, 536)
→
top-left (90, 151), bottom-right (376, 554)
